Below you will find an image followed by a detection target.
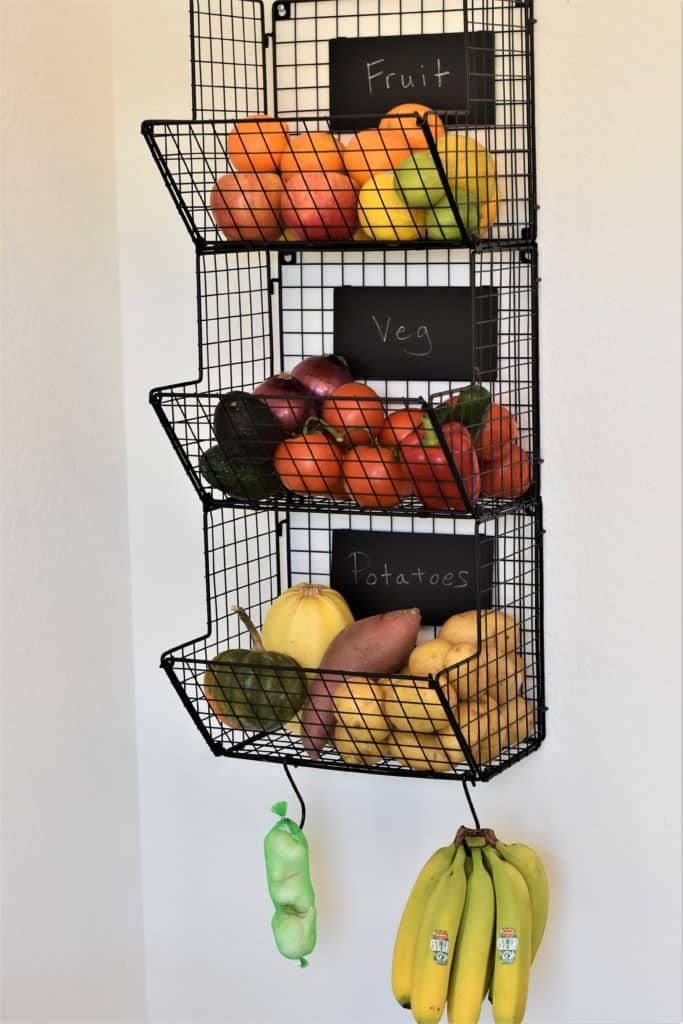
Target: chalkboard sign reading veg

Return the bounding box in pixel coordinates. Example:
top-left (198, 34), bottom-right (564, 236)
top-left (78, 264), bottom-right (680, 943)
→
top-left (331, 530), bottom-right (494, 626)
top-left (334, 286), bottom-right (498, 381)
top-left (329, 32), bottom-right (496, 132)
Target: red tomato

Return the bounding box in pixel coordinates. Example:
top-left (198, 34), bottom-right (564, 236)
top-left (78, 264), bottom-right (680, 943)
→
top-left (476, 402), bottom-right (520, 464)
top-left (321, 382), bottom-right (386, 445)
top-left (480, 442), bottom-right (532, 498)
top-left (400, 419), bottom-right (481, 512)
top-left (273, 433), bottom-right (343, 496)
top-left (378, 408), bottom-right (425, 448)
top-left (342, 444), bottom-right (412, 509)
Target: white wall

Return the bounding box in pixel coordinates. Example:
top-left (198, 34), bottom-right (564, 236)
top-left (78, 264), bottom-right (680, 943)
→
top-left (1, 1), bottom-right (680, 1022)
top-left (0, 2), bottom-right (146, 1021)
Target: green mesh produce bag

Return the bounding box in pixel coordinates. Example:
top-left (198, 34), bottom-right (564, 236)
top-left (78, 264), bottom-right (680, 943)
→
top-left (264, 802), bottom-right (317, 967)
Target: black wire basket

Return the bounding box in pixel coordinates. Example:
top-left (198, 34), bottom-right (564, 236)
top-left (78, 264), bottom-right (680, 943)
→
top-left (144, 0), bottom-right (544, 782)
top-left (162, 503), bottom-right (545, 781)
top-left (142, 0), bottom-right (536, 253)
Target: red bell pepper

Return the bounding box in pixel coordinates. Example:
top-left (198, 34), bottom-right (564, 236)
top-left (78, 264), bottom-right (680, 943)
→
top-left (399, 415), bottom-right (482, 511)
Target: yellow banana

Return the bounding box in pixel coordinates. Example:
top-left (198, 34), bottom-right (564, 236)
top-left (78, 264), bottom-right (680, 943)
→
top-left (495, 841), bottom-right (549, 963)
top-left (410, 845), bottom-right (468, 1024)
top-left (392, 844), bottom-right (456, 1008)
top-left (482, 846), bottom-right (532, 1024)
top-left (447, 842), bottom-right (495, 1024)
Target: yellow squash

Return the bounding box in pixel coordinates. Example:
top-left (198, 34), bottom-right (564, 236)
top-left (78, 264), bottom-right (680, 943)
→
top-left (261, 583), bottom-right (354, 670)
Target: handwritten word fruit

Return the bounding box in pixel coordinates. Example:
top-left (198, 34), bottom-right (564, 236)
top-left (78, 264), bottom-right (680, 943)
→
top-left (357, 171), bottom-right (426, 242)
top-left (300, 607), bottom-right (422, 758)
top-left (379, 102), bottom-right (446, 150)
top-left (210, 171), bottom-right (283, 242)
top-left (343, 128), bottom-right (410, 187)
top-left (203, 606), bottom-right (307, 731)
top-left (261, 583), bottom-right (354, 670)
top-left (279, 130), bottom-right (345, 180)
top-left (280, 170), bottom-right (358, 241)
top-left (227, 115), bottom-right (290, 174)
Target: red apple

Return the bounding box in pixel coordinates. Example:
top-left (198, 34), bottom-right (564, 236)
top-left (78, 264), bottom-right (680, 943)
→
top-left (280, 170), bottom-right (358, 242)
top-left (209, 171), bottom-right (283, 242)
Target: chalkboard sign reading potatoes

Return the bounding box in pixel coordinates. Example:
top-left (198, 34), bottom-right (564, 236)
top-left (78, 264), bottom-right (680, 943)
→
top-left (331, 531), bottom-right (494, 626)
top-left (334, 286), bottom-right (498, 381)
top-left (329, 32), bottom-right (496, 133)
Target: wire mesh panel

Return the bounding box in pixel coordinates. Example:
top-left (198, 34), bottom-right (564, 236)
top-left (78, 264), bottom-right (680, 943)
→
top-left (162, 504), bottom-right (544, 781)
top-left (151, 247), bottom-right (538, 518)
top-left (142, 0), bottom-right (536, 252)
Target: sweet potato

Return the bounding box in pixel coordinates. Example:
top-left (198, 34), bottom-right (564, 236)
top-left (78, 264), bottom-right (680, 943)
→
top-left (300, 607), bottom-right (421, 758)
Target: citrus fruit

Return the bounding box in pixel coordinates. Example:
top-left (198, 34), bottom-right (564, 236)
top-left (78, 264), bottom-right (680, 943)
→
top-left (279, 131), bottom-right (345, 180)
top-left (357, 171), bottom-right (425, 242)
top-left (379, 102), bottom-right (446, 151)
top-left (227, 115), bottom-right (290, 174)
top-left (343, 128), bottom-right (410, 188)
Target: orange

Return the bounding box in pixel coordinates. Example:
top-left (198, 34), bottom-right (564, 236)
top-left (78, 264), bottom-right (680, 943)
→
top-left (227, 115), bottom-right (290, 174)
top-left (279, 131), bottom-right (345, 180)
top-left (378, 102), bottom-right (446, 151)
top-left (342, 128), bottom-right (410, 187)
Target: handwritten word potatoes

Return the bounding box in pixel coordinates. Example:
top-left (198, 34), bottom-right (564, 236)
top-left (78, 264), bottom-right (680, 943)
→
top-left (349, 550), bottom-right (470, 589)
top-left (366, 57), bottom-right (452, 96)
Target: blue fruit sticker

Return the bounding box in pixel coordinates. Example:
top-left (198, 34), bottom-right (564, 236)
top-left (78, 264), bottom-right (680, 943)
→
top-left (497, 927), bottom-right (518, 964)
top-left (430, 930), bottom-right (450, 965)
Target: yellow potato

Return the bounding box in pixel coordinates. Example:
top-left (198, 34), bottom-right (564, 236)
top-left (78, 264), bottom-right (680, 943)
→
top-left (331, 678), bottom-right (388, 742)
top-left (440, 641), bottom-right (482, 701)
top-left (500, 696), bottom-right (536, 748)
top-left (467, 697), bottom-right (503, 763)
top-left (485, 652), bottom-right (526, 705)
top-left (439, 609), bottom-right (519, 654)
top-left (389, 730), bottom-right (464, 773)
top-left (382, 676), bottom-right (456, 734)
top-left (407, 637), bottom-right (453, 678)
top-left (332, 724), bottom-right (384, 766)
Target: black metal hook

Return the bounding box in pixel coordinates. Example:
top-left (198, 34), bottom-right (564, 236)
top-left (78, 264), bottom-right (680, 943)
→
top-left (462, 780), bottom-right (481, 829)
top-left (284, 760), bottom-right (306, 830)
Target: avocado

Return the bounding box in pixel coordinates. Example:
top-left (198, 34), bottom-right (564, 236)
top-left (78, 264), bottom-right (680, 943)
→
top-left (213, 391), bottom-right (286, 465)
top-left (199, 445), bottom-right (282, 501)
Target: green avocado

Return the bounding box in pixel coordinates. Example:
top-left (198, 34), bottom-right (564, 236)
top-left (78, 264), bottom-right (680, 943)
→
top-left (199, 445), bottom-right (282, 500)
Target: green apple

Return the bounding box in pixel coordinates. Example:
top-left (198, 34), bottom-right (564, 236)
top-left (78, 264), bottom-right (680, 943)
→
top-left (424, 189), bottom-right (479, 241)
top-left (393, 151), bottom-right (446, 208)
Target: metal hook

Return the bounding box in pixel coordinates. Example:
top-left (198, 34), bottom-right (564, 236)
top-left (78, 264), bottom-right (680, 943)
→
top-left (284, 760), bottom-right (306, 830)
top-left (462, 779), bottom-right (481, 829)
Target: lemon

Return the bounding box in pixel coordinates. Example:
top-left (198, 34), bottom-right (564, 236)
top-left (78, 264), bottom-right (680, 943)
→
top-left (358, 171), bottom-right (426, 242)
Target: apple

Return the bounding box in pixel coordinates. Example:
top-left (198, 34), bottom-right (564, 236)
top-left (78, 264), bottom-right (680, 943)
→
top-left (210, 171), bottom-right (283, 242)
top-left (424, 190), bottom-right (479, 241)
top-left (393, 150), bottom-right (446, 208)
top-left (280, 171), bottom-right (358, 242)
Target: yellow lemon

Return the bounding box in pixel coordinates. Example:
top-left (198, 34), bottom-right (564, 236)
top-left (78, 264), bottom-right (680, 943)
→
top-left (437, 134), bottom-right (499, 230)
top-left (358, 171), bottom-right (425, 242)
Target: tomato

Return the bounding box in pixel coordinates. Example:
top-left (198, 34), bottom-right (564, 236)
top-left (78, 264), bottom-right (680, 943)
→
top-left (342, 444), bottom-right (412, 509)
top-left (475, 402), bottom-right (520, 464)
top-left (480, 442), bottom-right (532, 498)
top-left (378, 408), bottom-right (425, 448)
top-left (273, 433), bottom-right (343, 496)
top-left (400, 419), bottom-right (481, 512)
top-left (320, 382), bottom-right (386, 445)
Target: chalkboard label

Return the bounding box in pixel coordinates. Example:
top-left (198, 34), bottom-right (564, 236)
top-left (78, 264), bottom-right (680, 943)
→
top-left (334, 286), bottom-right (498, 381)
top-left (331, 531), bottom-right (494, 626)
top-left (329, 32), bottom-right (495, 132)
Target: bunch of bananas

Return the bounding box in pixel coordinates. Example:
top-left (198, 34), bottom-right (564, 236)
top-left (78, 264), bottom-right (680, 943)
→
top-left (392, 826), bottom-right (548, 1024)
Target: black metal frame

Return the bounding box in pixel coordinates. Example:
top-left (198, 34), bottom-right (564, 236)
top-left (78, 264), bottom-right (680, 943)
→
top-left (143, 0), bottom-right (544, 782)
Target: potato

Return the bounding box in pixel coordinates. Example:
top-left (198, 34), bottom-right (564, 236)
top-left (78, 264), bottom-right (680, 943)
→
top-left (331, 678), bottom-right (389, 742)
top-left (440, 642), bottom-right (482, 701)
top-left (332, 724), bottom-right (385, 766)
top-left (382, 676), bottom-right (457, 734)
top-left (500, 695), bottom-right (536, 748)
top-left (486, 652), bottom-right (526, 705)
top-left (388, 730), bottom-right (463, 773)
top-left (407, 638), bottom-right (453, 678)
top-left (439, 608), bottom-right (520, 654)
top-left (301, 607), bottom-right (421, 758)
top-left (468, 697), bottom-right (503, 763)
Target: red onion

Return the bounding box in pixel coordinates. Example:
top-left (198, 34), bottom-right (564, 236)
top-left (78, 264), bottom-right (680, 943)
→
top-left (290, 354), bottom-right (353, 400)
top-left (253, 373), bottom-right (316, 434)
